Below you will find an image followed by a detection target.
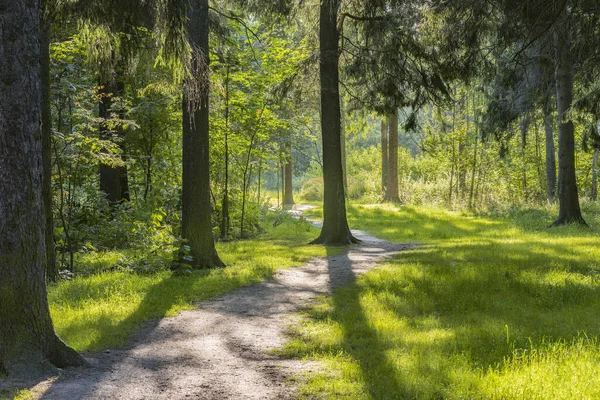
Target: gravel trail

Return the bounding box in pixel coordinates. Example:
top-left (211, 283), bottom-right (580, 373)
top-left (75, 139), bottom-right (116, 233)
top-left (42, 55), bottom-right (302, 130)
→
top-left (38, 206), bottom-right (414, 400)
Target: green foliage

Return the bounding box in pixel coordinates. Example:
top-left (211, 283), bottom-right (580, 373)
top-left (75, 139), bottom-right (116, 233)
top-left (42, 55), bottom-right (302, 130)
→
top-left (49, 219), bottom-right (324, 352)
top-left (283, 204), bottom-right (600, 399)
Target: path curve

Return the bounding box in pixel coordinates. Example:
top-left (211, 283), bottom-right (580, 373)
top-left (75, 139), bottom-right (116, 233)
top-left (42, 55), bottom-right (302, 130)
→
top-left (39, 206), bottom-right (415, 400)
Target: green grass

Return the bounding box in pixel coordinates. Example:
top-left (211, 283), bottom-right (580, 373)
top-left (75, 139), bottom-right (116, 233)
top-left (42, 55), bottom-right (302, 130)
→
top-left (283, 203), bottom-right (600, 399)
top-left (49, 219), bottom-right (327, 352)
top-left (0, 389), bottom-right (34, 400)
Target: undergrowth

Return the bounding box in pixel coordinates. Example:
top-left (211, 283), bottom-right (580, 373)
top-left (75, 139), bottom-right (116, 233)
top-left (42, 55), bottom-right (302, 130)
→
top-left (49, 216), bottom-right (324, 352)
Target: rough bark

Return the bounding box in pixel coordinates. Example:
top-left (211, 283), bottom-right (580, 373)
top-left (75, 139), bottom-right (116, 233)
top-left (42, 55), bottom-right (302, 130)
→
top-left (311, 0), bottom-right (358, 245)
top-left (385, 111), bottom-right (400, 202)
top-left (41, 15), bottom-right (58, 282)
top-left (283, 142), bottom-right (295, 207)
top-left (381, 118), bottom-right (388, 199)
top-left (0, 0), bottom-right (84, 379)
top-left (544, 109), bottom-right (557, 202)
top-left (181, 0), bottom-right (224, 267)
top-left (551, 20), bottom-right (586, 226)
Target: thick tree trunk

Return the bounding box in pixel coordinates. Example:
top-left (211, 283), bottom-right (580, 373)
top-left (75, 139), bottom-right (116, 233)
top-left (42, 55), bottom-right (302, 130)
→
top-left (544, 109), bottom-right (557, 202)
top-left (41, 16), bottom-right (58, 282)
top-left (181, 0), bottom-right (224, 267)
top-left (381, 118), bottom-right (388, 199)
top-left (283, 142), bottom-right (295, 207)
top-left (311, 0), bottom-right (358, 245)
top-left (0, 0), bottom-right (84, 379)
top-left (552, 21), bottom-right (586, 226)
top-left (385, 111), bottom-right (400, 202)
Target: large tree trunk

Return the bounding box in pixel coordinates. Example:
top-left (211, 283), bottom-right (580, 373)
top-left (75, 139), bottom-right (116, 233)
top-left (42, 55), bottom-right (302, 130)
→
top-left (552, 20), bottom-right (586, 226)
top-left (283, 142), bottom-right (295, 207)
top-left (41, 14), bottom-right (58, 282)
top-left (381, 117), bottom-right (388, 199)
top-left (0, 0), bottom-right (84, 379)
top-left (311, 0), bottom-right (358, 245)
top-left (385, 111), bottom-right (400, 202)
top-left (181, 0), bottom-right (224, 267)
top-left (544, 107), bottom-right (557, 202)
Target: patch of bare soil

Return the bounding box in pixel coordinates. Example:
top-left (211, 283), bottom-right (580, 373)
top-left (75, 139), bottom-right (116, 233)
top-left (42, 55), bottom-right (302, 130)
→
top-left (35, 207), bottom-right (415, 400)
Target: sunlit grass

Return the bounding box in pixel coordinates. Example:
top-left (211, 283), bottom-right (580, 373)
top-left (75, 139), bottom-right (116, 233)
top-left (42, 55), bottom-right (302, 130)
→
top-left (49, 219), bottom-right (328, 352)
top-left (283, 204), bottom-right (600, 399)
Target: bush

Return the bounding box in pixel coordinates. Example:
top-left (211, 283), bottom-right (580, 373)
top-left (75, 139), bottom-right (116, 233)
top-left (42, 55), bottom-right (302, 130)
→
top-left (299, 177), bottom-right (324, 201)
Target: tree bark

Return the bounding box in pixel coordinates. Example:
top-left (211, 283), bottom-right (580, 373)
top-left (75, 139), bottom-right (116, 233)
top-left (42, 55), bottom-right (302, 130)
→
top-left (381, 117), bottom-right (388, 199)
top-left (283, 142), bottom-right (295, 207)
top-left (551, 19), bottom-right (586, 225)
top-left (220, 64), bottom-right (230, 240)
top-left (544, 107), bottom-right (557, 202)
top-left (99, 79), bottom-right (129, 204)
top-left (181, 0), bottom-right (224, 267)
top-left (0, 0), bottom-right (84, 379)
top-left (41, 14), bottom-right (58, 282)
top-left (340, 95), bottom-right (347, 192)
top-left (311, 0), bottom-right (358, 245)
top-left (385, 111), bottom-right (400, 202)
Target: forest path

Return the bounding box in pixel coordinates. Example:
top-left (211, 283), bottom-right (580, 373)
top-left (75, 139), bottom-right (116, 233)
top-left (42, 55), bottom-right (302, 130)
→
top-left (39, 205), bottom-right (415, 400)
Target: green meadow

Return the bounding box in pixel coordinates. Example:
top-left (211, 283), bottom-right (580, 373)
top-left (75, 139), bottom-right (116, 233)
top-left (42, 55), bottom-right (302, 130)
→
top-left (284, 204), bottom-right (600, 399)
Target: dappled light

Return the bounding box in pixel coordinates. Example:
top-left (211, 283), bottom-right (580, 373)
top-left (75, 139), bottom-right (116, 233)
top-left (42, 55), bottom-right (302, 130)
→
top-left (284, 205), bottom-right (600, 399)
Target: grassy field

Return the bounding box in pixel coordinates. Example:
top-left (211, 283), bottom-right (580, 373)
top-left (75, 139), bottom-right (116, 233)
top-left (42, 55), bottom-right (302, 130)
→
top-left (284, 203), bottom-right (600, 399)
top-left (49, 217), bottom-right (325, 353)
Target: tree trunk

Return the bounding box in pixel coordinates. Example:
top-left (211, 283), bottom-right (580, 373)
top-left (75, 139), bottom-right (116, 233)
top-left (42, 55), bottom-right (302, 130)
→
top-left (99, 80), bottom-right (122, 203)
top-left (220, 64), bottom-right (230, 240)
top-left (552, 20), bottom-right (586, 226)
top-left (520, 118), bottom-right (528, 202)
top-left (311, 0), bottom-right (358, 245)
top-left (544, 107), bottom-right (557, 202)
top-left (385, 111), bottom-right (400, 202)
top-left (340, 95), bottom-right (347, 192)
top-left (41, 15), bottom-right (58, 282)
top-left (0, 0), bottom-right (84, 379)
top-left (283, 142), bottom-right (295, 207)
top-left (181, 0), bottom-right (224, 267)
top-left (592, 148), bottom-right (598, 201)
top-left (381, 117), bottom-right (388, 199)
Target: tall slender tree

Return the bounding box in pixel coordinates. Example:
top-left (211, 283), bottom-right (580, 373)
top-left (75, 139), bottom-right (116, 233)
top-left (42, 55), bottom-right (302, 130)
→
top-left (311, 0), bottom-right (358, 245)
top-left (0, 0), bottom-right (84, 378)
top-left (381, 117), bottom-right (389, 198)
top-left (551, 6), bottom-right (585, 225)
top-left (283, 141), bottom-right (295, 207)
top-left (385, 111), bottom-right (400, 202)
top-left (181, 0), bottom-right (224, 267)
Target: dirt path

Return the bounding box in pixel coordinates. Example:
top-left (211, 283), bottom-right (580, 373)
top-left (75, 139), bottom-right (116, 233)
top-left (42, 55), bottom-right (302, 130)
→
top-left (38, 206), bottom-right (414, 399)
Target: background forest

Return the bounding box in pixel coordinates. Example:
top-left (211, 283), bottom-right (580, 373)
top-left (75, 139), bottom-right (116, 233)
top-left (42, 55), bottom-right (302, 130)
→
top-left (44, 1), bottom-right (600, 276)
top-left (3, 0), bottom-right (600, 398)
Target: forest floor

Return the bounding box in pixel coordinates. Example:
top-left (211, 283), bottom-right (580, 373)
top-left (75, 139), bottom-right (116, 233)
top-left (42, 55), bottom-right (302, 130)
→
top-left (30, 205), bottom-right (414, 400)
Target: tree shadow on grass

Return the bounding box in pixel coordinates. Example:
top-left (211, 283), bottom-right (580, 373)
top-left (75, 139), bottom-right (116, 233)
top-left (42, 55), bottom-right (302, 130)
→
top-left (320, 246), bottom-right (429, 399)
top-left (299, 207), bottom-right (600, 398)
